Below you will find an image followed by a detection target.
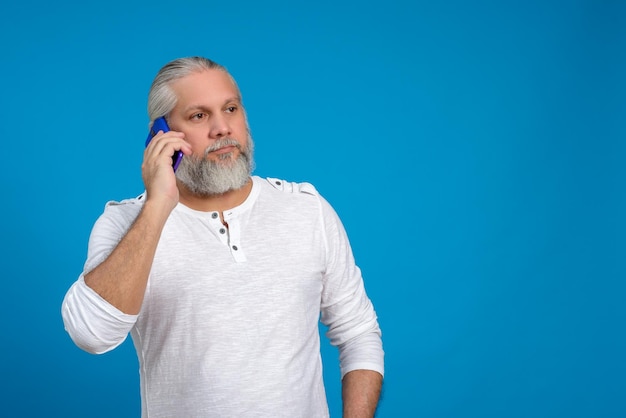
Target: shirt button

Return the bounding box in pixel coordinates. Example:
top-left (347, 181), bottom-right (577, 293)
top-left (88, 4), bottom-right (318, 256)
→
top-left (211, 212), bottom-right (218, 219)
top-left (232, 245), bottom-right (238, 251)
top-left (219, 228), bottom-right (226, 234)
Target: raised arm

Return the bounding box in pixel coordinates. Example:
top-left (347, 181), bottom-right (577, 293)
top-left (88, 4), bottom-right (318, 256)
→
top-left (84, 129), bottom-right (188, 314)
top-left (83, 197), bottom-right (172, 314)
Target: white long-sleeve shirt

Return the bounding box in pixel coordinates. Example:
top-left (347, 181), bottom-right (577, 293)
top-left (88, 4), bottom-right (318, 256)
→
top-left (62, 176), bottom-right (384, 417)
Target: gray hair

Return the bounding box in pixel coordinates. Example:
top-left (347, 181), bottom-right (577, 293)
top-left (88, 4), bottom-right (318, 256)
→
top-left (147, 57), bottom-right (239, 123)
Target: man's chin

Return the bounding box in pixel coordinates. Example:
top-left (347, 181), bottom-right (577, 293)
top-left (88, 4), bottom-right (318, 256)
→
top-left (206, 151), bottom-right (239, 164)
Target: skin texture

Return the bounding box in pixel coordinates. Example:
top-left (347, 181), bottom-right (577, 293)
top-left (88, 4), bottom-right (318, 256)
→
top-left (343, 370), bottom-right (384, 417)
top-left (84, 67), bottom-right (382, 414)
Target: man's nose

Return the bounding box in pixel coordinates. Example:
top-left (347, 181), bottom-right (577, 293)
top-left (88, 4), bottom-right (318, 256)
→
top-left (209, 114), bottom-right (231, 138)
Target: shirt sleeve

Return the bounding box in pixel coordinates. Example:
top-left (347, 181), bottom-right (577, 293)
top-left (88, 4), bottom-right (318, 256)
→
top-left (318, 195), bottom-right (385, 379)
top-left (62, 275), bottom-right (138, 354)
top-left (61, 199), bottom-right (142, 354)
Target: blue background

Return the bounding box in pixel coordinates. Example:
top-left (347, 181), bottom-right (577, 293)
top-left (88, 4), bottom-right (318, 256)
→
top-left (1, 1), bottom-right (624, 417)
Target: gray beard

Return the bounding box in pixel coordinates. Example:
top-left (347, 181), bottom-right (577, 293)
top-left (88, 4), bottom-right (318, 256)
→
top-left (175, 135), bottom-right (255, 196)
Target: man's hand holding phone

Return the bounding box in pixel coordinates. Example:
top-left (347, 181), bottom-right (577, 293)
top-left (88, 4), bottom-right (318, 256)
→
top-left (143, 117), bottom-right (191, 210)
top-left (145, 117), bottom-right (184, 171)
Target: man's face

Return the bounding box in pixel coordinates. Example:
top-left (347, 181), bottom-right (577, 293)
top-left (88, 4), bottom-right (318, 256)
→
top-left (168, 69), bottom-right (249, 160)
top-left (167, 69), bottom-right (254, 196)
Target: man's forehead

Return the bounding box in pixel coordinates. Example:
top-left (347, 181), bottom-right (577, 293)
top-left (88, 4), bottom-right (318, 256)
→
top-left (172, 69), bottom-right (241, 105)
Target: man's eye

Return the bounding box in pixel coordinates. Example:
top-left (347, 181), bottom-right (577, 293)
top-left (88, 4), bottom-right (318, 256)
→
top-left (226, 106), bottom-right (237, 113)
top-left (191, 113), bottom-right (205, 120)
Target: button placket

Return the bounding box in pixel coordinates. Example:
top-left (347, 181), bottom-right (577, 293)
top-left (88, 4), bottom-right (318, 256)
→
top-left (223, 213), bottom-right (246, 262)
top-left (207, 212), bottom-right (229, 245)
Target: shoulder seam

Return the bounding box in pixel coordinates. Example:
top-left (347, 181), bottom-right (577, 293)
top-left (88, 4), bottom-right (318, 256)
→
top-left (265, 177), bottom-right (318, 195)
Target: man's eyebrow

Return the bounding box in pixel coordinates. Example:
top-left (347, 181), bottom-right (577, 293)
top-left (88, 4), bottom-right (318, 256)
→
top-left (182, 97), bottom-right (242, 113)
top-left (224, 96), bottom-right (243, 106)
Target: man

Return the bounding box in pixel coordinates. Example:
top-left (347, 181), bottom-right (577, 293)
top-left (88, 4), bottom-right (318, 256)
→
top-left (62, 56), bottom-right (384, 417)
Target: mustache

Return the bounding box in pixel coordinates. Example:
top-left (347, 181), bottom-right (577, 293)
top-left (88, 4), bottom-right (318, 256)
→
top-left (204, 138), bottom-right (242, 156)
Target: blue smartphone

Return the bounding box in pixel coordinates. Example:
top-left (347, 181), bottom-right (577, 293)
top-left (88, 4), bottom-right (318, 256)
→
top-left (145, 117), bottom-right (183, 172)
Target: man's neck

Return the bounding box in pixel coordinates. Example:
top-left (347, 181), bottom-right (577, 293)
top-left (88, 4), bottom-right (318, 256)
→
top-left (177, 178), bottom-right (253, 213)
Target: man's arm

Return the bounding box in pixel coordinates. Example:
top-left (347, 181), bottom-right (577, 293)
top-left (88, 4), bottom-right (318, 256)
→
top-left (342, 369), bottom-right (383, 418)
top-left (84, 130), bottom-right (189, 314)
top-left (316, 194), bottom-right (385, 416)
top-left (83, 198), bottom-right (172, 314)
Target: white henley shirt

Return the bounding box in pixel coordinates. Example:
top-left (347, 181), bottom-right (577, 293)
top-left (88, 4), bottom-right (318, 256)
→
top-left (62, 176), bottom-right (384, 417)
